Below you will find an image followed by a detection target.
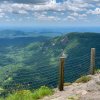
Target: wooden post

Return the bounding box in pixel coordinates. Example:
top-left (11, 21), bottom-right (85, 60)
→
top-left (90, 48), bottom-right (96, 75)
top-left (59, 52), bottom-right (66, 91)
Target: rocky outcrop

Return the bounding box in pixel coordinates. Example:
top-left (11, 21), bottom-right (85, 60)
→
top-left (42, 73), bottom-right (100, 100)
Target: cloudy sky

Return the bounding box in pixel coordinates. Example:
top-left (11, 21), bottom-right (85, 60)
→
top-left (0, 0), bottom-right (100, 27)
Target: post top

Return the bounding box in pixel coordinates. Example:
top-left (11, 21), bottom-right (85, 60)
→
top-left (91, 48), bottom-right (95, 49)
top-left (60, 51), bottom-right (66, 58)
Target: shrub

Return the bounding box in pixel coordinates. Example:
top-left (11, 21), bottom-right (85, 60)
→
top-left (75, 76), bottom-right (91, 83)
top-left (3, 86), bottom-right (53, 100)
top-left (32, 86), bottom-right (54, 99)
top-left (6, 90), bottom-right (33, 100)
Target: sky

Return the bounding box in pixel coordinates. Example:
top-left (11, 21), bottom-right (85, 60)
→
top-left (0, 0), bottom-right (100, 27)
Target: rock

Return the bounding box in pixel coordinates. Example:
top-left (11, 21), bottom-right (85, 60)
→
top-left (95, 76), bottom-right (100, 85)
top-left (81, 90), bottom-right (88, 95)
top-left (75, 90), bottom-right (87, 96)
top-left (42, 73), bottom-right (100, 100)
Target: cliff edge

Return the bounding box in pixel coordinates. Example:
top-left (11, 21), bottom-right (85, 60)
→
top-left (42, 72), bottom-right (100, 100)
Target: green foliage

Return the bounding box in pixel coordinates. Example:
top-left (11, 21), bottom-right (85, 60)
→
top-left (95, 69), bottom-right (100, 73)
top-left (6, 90), bottom-right (33, 100)
top-left (0, 98), bottom-right (4, 100)
top-left (2, 86), bottom-right (53, 100)
top-left (65, 39), bottom-right (79, 51)
top-left (64, 83), bottom-right (72, 86)
top-left (75, 76), bottom-right (91, 83)
top-left (32, 86), bottom-right (54, 99)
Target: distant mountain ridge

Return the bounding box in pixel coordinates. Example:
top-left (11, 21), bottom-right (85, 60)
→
top-left (0, 30), bottom-right (60, 38)
top-left (0, 30), bottom-right (26, 38)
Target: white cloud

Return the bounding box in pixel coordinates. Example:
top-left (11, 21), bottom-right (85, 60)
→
top-left (0, 0), bottom-right (99, 23)
top-left (0, 0), bottom-right (92, 14)
top-left (71, 12), bottom-right (87, 17)
top-left (64, 16), bottom-right (76, 21)
top-left (0, 0), bottom-right (51, 4)
top-left (71, 12), bottom-right (79, 16)
top-left (88, 8), bottom-right (100, 14)
top-left (35, 14), bottom-right (60, 21)
top-left (0, 13), bottom-right (5, 17)
top-left (0, 9), bottom-right (3, 13)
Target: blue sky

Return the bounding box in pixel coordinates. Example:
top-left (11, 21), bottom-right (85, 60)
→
top-left (0, 0), bottom-right (100, 27)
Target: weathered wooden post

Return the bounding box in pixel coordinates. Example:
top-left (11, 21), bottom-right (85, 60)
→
top-left (59, 52), bottom-right (66, 91)
top-left (90, 48), bottom-right (96, 75)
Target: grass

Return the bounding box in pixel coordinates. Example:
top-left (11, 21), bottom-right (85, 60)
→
top-left (75, 75), bottom-right (91, 83)
top-left (67, 95), bottom-right (80, 100)
top-left (95, 69), bottom-right (100, 73)
top-left (32, 86), bottom-right (54, 100)
top-left (64, 82), bottom-right (72, 86)
top-left (0, 86), bottom-right (54, 100)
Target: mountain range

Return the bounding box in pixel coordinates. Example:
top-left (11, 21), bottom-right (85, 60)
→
top-left (0, 30), bottom-right (60, 38)
top-left (0, 32), bottom-right (99, 96)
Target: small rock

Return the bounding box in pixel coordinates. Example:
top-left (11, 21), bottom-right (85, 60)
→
top-left (76, 90), bottom-right (87, 95)
top-left (81, 90), bottom-right (88, 95)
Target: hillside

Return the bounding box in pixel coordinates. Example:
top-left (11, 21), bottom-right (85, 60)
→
top-left (42, 72), bottom-right (100, 100)
top-left (0, 32), bottom-right (100, 96)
